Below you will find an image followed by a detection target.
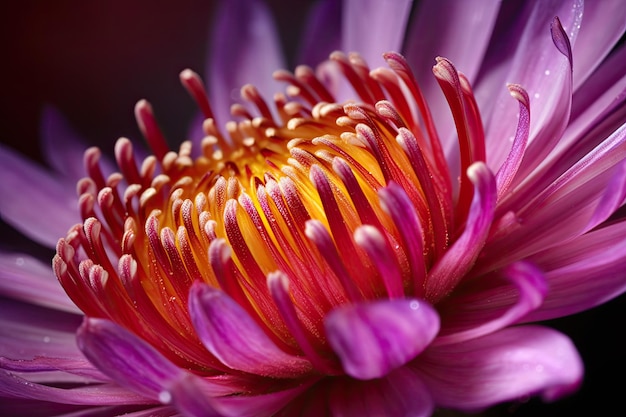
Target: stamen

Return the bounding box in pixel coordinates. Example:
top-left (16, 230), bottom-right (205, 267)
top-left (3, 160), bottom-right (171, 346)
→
top-left (294, 65), bottom-right (335, 103)
top-left (179, 69), bottom-right (215, 122)
top-left (134, 100), bottom-right (170, 161)
top-left (378, 182), bottom-right (426, 297)
top-left (370, 68), bottom-right (414, 129)
top-left (330, 51), bottom-right (376, 104)
top-left (384, 52), bottom-right (450, 186)
top-left (241, 84), bottom-right (275, 124)
top-left (353, 225), bottom-right (404, 299)
top-left (433, 57), bottom-right (484, 223)
top-left (83, 147), bottom-right (107, 189)
top-left (114, 138), bottom-right (142, 186)
top-left (304, 219), bottom-right (362, 302)
top-left (267, 271), bottom-right (337, 374)
top-left (273, 69), bottom-right (318, 106)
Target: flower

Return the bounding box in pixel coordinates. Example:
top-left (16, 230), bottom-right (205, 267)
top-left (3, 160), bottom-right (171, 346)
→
top-left (1, 0), bottom-right (626, 416)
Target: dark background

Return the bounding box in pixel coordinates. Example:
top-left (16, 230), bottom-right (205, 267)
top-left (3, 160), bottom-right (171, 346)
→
top-left (0, 1), bottom-right (624, 416)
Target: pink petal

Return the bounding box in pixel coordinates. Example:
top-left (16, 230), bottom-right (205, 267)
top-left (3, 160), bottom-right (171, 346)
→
top-left (435, 261), bottom-right (547, 346)
top-left (188, 282), bottom-right (312, 378)
top-left (328, 367), bottom-right (434, 417)
top-left (325, 298), bottom-right (440, 380)
top-left (551, 45), bottom-right (626, 168)
top-left (485, 123), bottom-right (626, 270)
top-left (417, 325), bottom-right (583, 410)
top-left (206, 0), bottom-right (285, 128)
top-left (525, 220), bottom-right (626, 321)
top-left (571, 0), bottom-right (626, 90)
top-left (477, 1), bottom-right (582, 172)
top-left (341, 0), bottom-right (413, 68)
top-left (0, 252), bottom-right (80, 313)
top-left (0, 144), bottom-right (78, 248)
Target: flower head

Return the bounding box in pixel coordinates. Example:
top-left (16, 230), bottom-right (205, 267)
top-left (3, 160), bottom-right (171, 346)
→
top-left (2, 1), bottom-right (626, 416)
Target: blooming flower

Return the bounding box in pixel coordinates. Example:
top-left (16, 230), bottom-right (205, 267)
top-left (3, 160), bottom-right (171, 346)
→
top-left (2, 0), bottom-right (626, 416)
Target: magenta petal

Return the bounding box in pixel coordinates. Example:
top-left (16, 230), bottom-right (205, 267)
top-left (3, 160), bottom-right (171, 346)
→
top-left (160, 373), bottom-right (220, 417)
top-left (77, 318), bottom-right (234, 402)
top-left (188, 282), bottom-right (312, 378)
top-left (417, 325), bottom-right (583, 410)
top-left (77, 318), bottom-right (185, 400)
top-left (526, 220), bottom-right (626, 321)
top-left (329, 367), bottom-right (434, 417)
top-left (435, 261), bottom-right (547, 346)
top-left (584, 159), bottom-right (626, 229)
top-left (325, 298), bottom-right (439, 380)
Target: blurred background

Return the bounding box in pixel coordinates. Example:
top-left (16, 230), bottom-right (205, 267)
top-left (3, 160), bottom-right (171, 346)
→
top-left (0, 1), bottom-right (624, 416)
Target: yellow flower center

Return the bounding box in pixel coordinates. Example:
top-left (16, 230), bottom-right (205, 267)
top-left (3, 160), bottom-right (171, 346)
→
top-left (53, 52), bottom-right (488, 373)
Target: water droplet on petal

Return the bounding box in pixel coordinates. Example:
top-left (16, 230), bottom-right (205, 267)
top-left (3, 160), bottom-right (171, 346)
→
top-left (159, 390), bottom-right (172, 404)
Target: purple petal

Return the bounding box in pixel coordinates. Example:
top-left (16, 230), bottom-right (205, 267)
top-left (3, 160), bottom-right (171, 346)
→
top-left (328, 367), bottom-right (433, 417)
top-left (485, 123), bottom-right (626, 269)
top-left (0, 144), bottom-right (78, 248)
top-left (425, 162), bottom-right (496, 301)
top-left (39, 106), bottom-right (88, 182)
top-left (0, 298), bottom-right (82, 360)
top-left (405, 0), bottom-right (501, 152)
top-left (477, 1), bottom-right (582, 172)
top-left (325, 298), bottom-right (439, 380)
top-left (77, 318), bottom-right (233, 401)
top-left (0, 252), bottom-right (80, 313)
top-left (206, 0), bottom-right (285, 128)
top-left (571, 0), bottom-right (626, 90)
top-left (417, 325), bottom-right (583, 410)
top-left (552, 46), bottom-right (626, 170)
top-left (0, 355), bottom-right (105, 383)
top-left (297, 0), bottom-right (342, 67)
top-left (77, 318), bottom-right (182, 400)
top-left (584, 159), bottom-right (626, 229)
top-left (341, 0), bottom-right (413, 68)
top-left (188, 282), bottom-right (312, 378)
top-left (525, 220), bottom-right (626, 321)
top-left (0, 369), bottom-right (150, 405)
top-left (435, 261), bottom-right (547, 346)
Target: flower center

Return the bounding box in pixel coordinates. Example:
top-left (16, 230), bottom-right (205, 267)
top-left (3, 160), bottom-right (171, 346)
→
top-left (53, 52), bottom-right (499, 373)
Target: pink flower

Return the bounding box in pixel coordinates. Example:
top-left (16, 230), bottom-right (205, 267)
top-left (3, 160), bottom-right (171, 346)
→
top-left (1, 0), bottom-right (626, 416)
